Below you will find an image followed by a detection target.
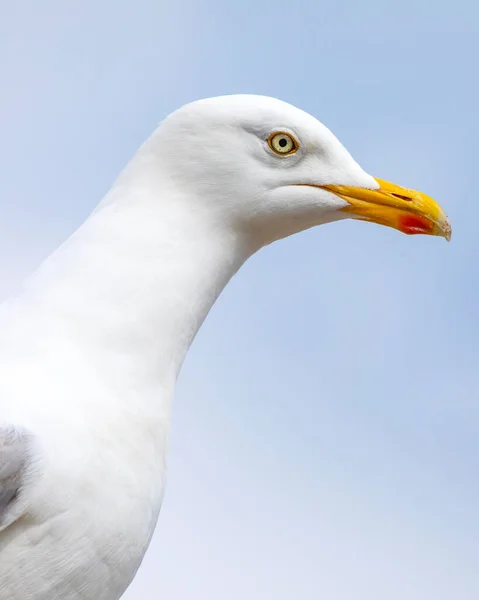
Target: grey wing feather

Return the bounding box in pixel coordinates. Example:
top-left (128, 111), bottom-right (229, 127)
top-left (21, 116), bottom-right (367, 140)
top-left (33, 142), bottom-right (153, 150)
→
top-left (0, 426), bottom-right (37, 529)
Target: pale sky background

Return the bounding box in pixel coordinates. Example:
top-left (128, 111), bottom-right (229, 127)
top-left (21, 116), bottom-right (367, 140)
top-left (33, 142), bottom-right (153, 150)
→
top-left (1, 1), bottom-right (478, 599)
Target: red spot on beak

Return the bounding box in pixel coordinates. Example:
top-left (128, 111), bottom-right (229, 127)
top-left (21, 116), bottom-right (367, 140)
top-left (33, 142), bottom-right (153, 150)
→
top-left (398, 214), bottom-right (434, 236)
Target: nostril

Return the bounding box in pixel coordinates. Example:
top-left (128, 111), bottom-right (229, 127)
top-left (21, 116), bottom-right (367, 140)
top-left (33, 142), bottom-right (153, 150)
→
top-left (391, 192), bottom-right (412, 202)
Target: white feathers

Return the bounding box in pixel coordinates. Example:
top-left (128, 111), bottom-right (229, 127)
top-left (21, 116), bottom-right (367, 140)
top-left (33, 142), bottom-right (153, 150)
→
top-left (0, 95), bottom-right (375, 599)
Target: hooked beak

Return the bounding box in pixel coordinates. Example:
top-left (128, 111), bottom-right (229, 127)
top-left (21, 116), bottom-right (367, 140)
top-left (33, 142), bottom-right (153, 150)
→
top-left (322, 178), bottom-right (451, 241)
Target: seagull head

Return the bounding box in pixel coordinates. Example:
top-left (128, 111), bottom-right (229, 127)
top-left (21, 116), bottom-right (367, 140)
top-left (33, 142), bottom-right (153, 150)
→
top-left (152, 94), bottom-right (451, 245)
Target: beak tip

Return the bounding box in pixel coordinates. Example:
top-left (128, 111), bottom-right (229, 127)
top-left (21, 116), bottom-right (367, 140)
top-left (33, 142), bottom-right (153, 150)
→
top-left (440, 218), bottom-right (452, 242)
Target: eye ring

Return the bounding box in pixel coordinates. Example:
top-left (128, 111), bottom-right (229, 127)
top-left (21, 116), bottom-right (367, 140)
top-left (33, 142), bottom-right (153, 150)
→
top-left (267, 132), bottom-right (298, 156)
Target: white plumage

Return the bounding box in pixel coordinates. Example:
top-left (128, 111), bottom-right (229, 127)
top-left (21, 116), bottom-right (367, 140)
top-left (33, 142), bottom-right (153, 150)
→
top-left (0, 95), bottom-right (450, 599)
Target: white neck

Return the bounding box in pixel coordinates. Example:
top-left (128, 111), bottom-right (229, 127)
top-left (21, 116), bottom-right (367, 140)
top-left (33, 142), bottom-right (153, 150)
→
top-left (21, 153), bottom-right (255, 391)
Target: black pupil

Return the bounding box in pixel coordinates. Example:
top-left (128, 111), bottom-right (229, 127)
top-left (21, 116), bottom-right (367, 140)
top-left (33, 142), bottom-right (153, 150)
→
top-left (278, 137), bottom-right (288, 148)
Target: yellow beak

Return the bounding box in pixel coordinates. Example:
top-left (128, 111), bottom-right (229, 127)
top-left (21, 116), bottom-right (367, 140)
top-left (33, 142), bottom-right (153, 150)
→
top-left (322, 178), bottom-right (451, 241)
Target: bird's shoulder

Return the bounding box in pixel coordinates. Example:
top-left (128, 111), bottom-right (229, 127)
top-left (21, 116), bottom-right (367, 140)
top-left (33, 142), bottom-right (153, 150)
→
top-left (0, 424), bottom-right (41, 533)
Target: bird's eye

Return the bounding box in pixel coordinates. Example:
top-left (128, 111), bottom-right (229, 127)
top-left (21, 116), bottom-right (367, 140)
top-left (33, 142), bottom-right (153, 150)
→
top-left (268, 132), bottom-right (298, 156)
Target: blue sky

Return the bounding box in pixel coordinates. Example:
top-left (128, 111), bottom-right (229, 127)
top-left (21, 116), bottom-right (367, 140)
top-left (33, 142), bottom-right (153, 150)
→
top-left (1, 1), bottom-right (478, 598)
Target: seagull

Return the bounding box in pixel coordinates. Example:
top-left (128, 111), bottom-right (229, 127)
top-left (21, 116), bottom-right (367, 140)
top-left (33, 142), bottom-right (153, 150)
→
top-left (0, 95), bottom-right (451, 599)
